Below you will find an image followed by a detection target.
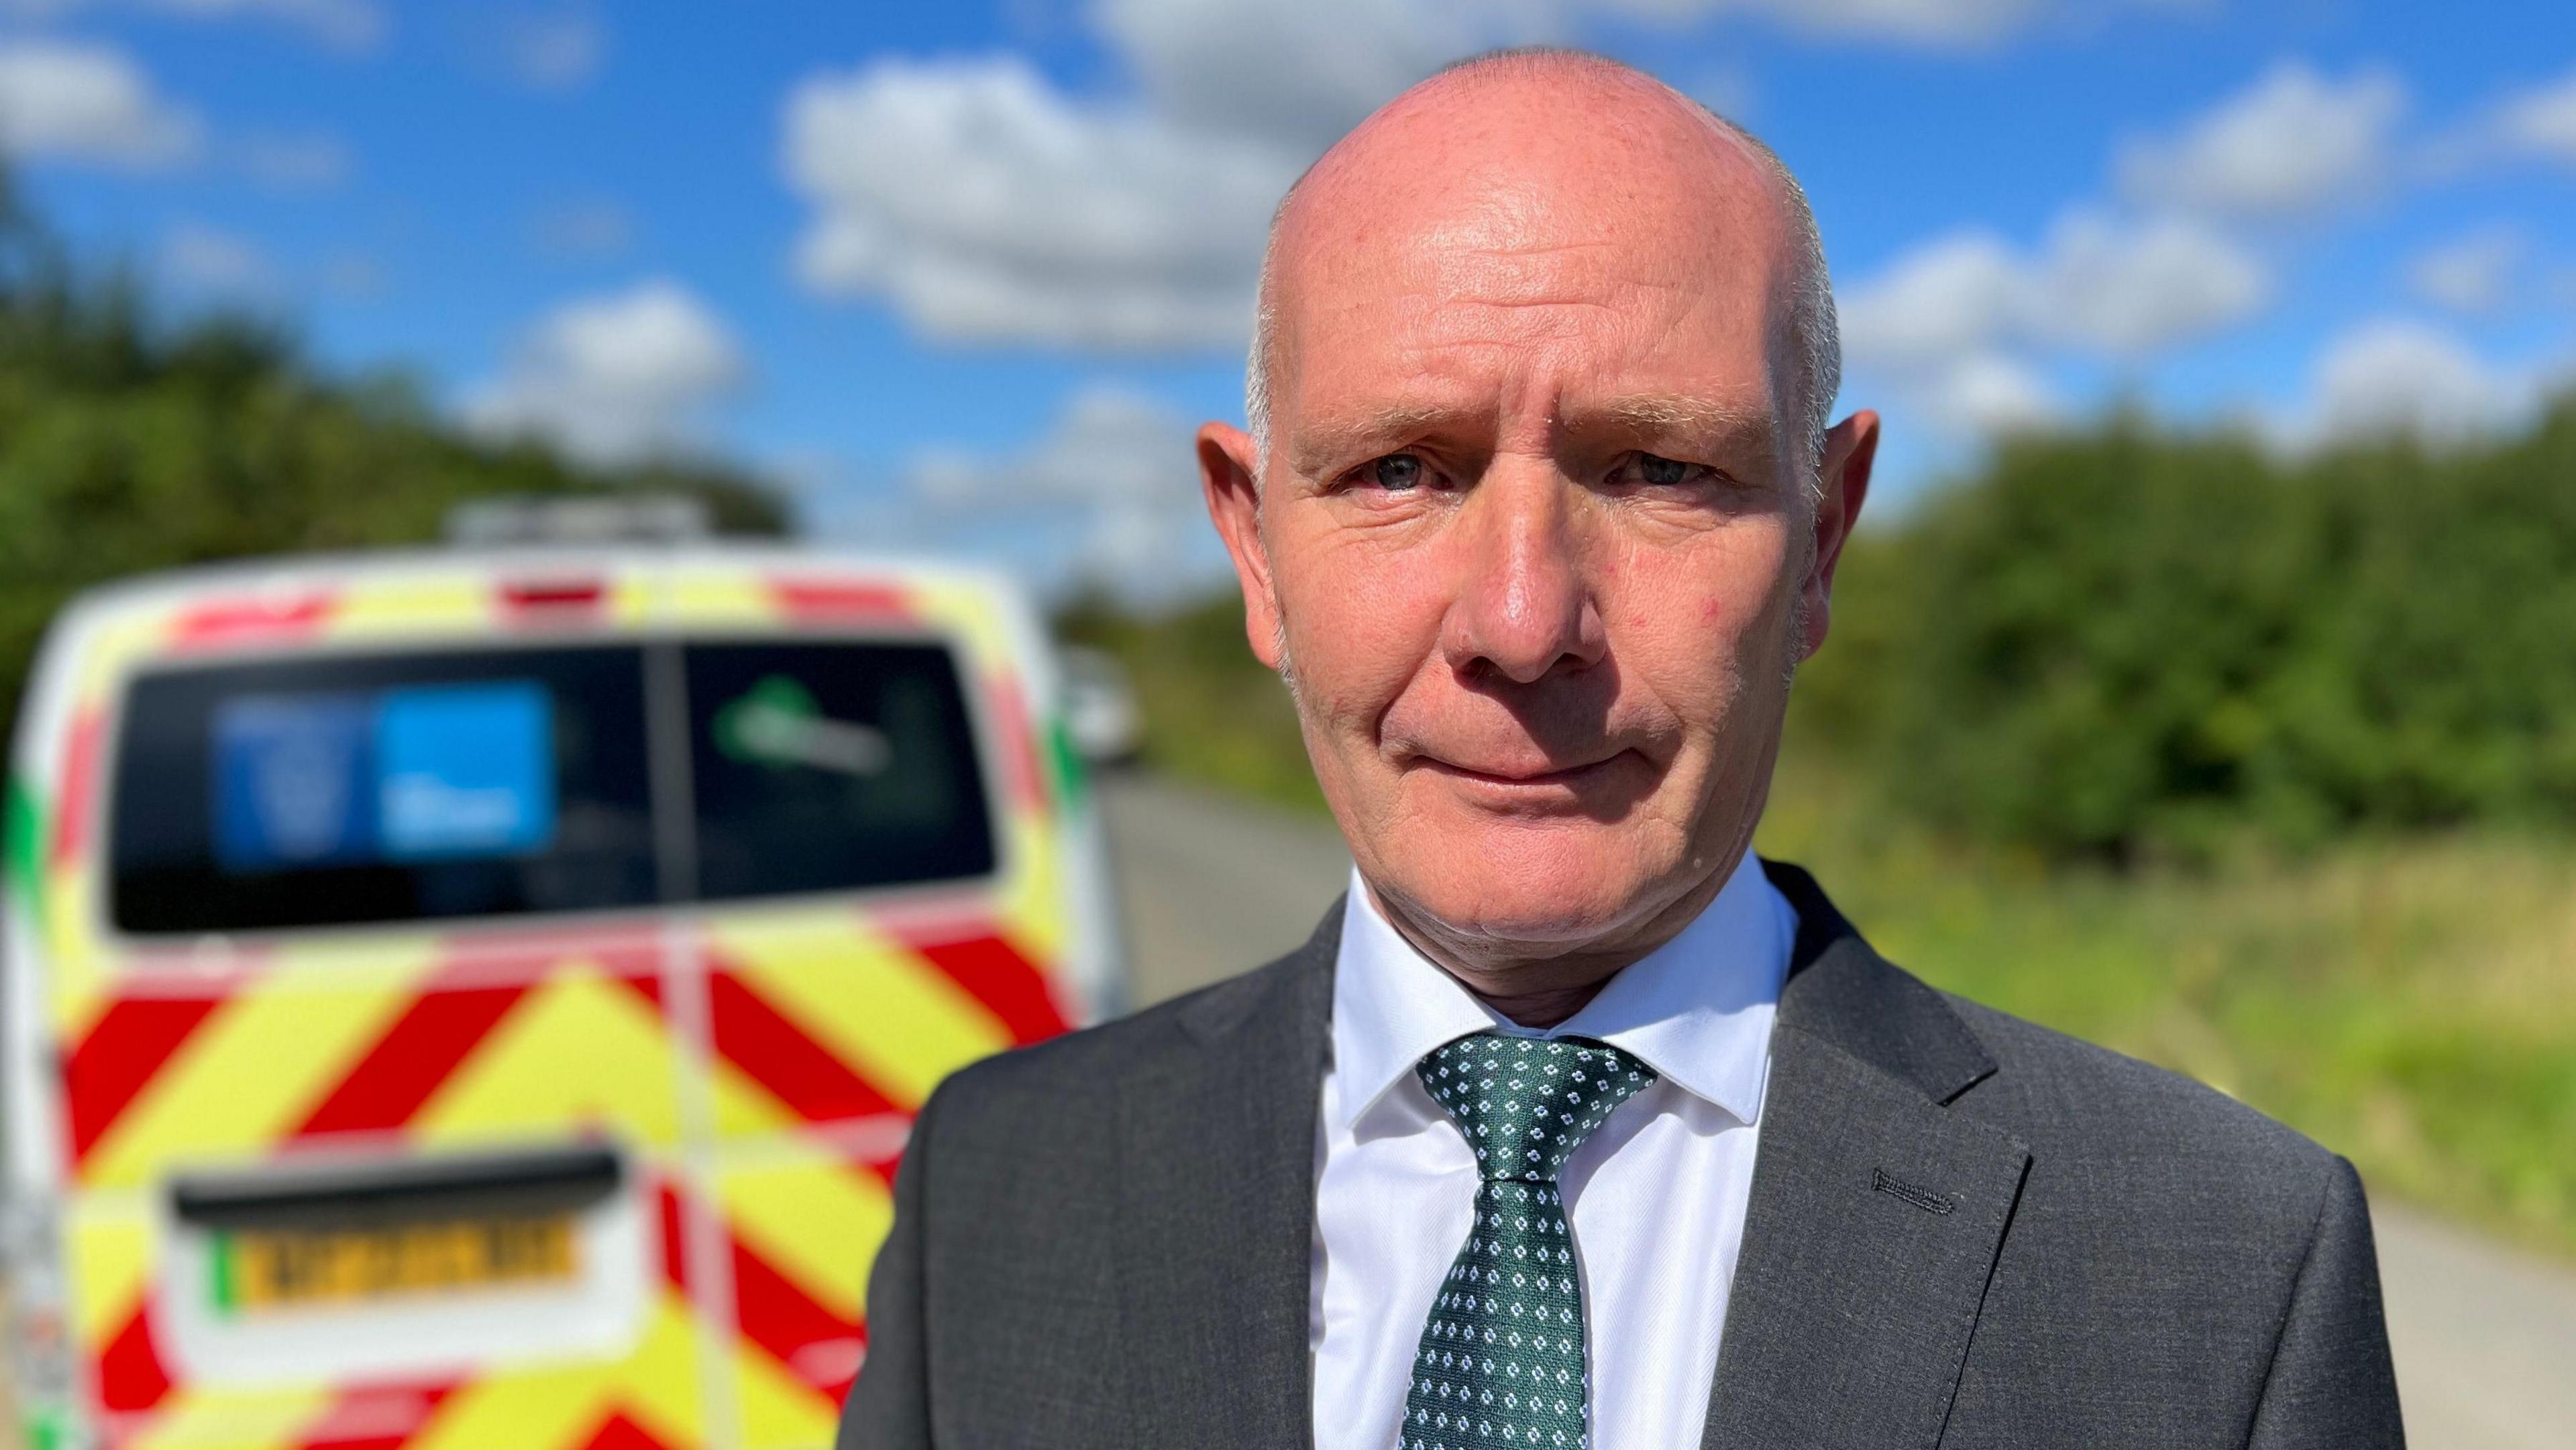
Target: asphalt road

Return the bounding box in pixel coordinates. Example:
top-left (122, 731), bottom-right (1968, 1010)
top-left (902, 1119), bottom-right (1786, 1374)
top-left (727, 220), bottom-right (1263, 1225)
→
top-left (1097, 771), bottom-right (2576, 1450)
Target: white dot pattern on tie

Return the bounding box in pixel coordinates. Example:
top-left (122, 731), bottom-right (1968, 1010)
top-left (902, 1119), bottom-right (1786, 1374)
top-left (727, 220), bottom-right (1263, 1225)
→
top-left (1400, 1033), bottom-right (1656, 1450)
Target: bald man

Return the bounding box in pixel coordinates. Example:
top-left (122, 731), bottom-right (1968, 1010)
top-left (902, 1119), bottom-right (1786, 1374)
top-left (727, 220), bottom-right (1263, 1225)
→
top-left (839, 50), bottom-right (2402, 1450)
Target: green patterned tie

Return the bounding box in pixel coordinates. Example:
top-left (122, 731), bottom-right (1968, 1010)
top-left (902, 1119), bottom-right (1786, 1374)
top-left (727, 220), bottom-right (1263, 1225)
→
top-left (1403, 1033), bottom-right (1657, 1450)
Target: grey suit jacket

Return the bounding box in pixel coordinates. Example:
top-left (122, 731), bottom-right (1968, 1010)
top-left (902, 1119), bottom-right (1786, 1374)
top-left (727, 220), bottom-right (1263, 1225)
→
top-left (839, 861), bottom-right (2404, 1448)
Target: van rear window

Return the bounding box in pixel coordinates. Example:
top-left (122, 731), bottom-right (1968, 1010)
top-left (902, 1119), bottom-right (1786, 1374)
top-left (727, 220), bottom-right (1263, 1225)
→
top-left (685, 641), bottom-right (996, 902)
top-left (103, 638), bottom-right (1001, 935)
top-left (111, 648), bottom-right (655, 934)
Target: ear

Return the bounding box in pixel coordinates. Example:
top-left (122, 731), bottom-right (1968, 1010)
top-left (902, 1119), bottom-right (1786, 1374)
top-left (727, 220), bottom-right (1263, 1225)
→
top-left (1796, 409), bottom-right (1878, 662)
top-left (1198, 421), bottom-right (1285, 670)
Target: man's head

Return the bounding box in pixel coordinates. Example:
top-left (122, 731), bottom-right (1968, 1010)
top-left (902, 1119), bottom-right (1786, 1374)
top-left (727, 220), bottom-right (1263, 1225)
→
top-left (1199, 49), bottom-right (1879, 1002)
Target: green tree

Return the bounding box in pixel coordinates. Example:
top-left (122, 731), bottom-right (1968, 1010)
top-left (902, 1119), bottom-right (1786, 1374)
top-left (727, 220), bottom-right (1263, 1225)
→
top-left (1792, 398), bottom-right (2576, 860)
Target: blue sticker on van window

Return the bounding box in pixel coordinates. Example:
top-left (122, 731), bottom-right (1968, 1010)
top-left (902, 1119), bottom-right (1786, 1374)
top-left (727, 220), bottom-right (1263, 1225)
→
top-left (212, 694), bottom-right (376, 871)
top-left (375, 682), bottom-right (556, 860)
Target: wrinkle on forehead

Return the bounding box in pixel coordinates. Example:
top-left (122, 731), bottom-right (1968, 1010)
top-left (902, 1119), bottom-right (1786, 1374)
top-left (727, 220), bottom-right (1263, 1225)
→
top-left (1261, 62), bottom-right (1796, 429)
top-left (1283, 386), bottom-right (1780, 482)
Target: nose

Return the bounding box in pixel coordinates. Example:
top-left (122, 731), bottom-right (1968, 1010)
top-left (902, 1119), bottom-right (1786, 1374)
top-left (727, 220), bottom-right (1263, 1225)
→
top-left (1439, 466), bottom-right (1607, 684)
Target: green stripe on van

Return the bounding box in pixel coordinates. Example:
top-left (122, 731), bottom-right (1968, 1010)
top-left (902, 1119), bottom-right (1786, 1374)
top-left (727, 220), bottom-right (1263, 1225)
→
top-left (2, 776), bottom-right (42, 931)
top-left (209, 1232), bottom-right (238, 1314)
top-left (1047, 717), bottom-right (1088, 810)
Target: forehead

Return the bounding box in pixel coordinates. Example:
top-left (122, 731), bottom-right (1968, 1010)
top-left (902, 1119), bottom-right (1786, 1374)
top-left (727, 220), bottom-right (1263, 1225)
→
top-left (1269, 86), bottom-right (1791, 418)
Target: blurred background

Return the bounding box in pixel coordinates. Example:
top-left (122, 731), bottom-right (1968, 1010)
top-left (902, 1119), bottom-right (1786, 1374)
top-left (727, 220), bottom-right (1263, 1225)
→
top-left (0, 1), bottom-right (2571, 1446)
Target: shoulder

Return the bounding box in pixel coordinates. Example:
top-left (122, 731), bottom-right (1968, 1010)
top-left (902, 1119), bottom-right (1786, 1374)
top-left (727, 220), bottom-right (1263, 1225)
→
top-left (1762, 858), bottom-right (2343, 1216)
top-left (1943, 992), bottom-right (2345, 1218)
top-left (918, 935), bottom-right (1330, 1139)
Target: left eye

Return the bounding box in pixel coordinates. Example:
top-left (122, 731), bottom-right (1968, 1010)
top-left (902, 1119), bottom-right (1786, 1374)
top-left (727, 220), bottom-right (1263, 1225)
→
top-left (1634, 453), bottom-right (1695, 486)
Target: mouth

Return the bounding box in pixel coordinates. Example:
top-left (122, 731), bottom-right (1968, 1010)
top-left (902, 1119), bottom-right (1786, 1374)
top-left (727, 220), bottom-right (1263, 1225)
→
top-left (1415, 751), bottom-right (1634, 791)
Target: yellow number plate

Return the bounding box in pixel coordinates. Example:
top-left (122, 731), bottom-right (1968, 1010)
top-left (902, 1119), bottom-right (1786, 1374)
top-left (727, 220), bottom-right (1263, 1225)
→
top-left (215, 1216), bottom-right (578, 1314)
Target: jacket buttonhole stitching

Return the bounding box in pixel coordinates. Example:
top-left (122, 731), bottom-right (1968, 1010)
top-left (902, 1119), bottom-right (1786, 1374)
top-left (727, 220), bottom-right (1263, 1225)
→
top-left (1872, 1167), bottom-right (1958, 1215)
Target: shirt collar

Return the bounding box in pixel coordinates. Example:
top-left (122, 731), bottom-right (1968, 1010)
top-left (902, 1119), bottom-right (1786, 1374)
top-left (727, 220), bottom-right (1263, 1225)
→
top-left (1328, 849), bottom-right (1796, 1136)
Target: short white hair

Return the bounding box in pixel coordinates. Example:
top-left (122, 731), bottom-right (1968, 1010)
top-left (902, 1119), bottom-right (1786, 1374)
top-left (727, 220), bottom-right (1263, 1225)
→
top-left (1244, 48), bottom-right (1842, 485)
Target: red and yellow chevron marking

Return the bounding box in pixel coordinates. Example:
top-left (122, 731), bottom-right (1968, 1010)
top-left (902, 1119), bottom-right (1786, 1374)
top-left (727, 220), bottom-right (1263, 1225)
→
top-left (157, 571), bottom-right (663, 658)
top-left (765, 578), bottom-right (915, 627)
top-left (979, 672), bottom-right (1053, 821)
top-left (60, 938), bottom-right (676, 1189)
top-left (691, 909), bottom-right (1067, 1447)
top-left (704, 971), bottom-right (902, 1134)
top-left (67, 957), bottom-right (432, 1190)
top-left (57, 909), bottom-right (1067, 1447)
top-left (576, 1161), bottom-right (885, 1450)
top-left (713, 1149), bottom-right (887, 1450)
top-left (384, 1298), bottom-right (704, 1450)
top-left (700, 906), bottom-right (1068, 1137)
top-left (48, 705), bottom-right (105, 870)
top-left (167, 590), bottom-right (339, 653)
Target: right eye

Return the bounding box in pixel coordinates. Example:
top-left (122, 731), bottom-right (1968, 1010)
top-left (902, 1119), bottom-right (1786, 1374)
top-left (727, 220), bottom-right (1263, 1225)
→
top-left (1371, 453), bottom-right (1426, 490)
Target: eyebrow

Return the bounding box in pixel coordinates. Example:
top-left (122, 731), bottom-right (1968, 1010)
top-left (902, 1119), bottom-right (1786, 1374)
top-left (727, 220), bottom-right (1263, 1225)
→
top-left (1562, 393), bottom-right (1778, 454)
top-left (1285, 393), bottom-right (1779, 478)
top-left (1283, 403), bottom-right (1460, 476)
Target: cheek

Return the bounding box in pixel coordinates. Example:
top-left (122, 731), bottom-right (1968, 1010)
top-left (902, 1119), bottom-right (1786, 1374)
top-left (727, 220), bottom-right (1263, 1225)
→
top-left (1610, 525), bottom-right (1794, 719)
top-left (1273, 521), bottom-right (1452, 731)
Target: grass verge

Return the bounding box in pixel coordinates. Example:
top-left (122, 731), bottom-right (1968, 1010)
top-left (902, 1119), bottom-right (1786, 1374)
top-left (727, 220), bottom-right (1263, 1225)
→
top-left (1758, 751), bottom-right (2576, 1259)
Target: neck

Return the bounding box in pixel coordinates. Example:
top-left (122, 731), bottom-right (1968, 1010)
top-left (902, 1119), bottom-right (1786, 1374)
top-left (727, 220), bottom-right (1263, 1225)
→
top-left (1364, 853), bottom-right (1742, 1029)
top-left (1470, 979), bottom-right (1613, 1030)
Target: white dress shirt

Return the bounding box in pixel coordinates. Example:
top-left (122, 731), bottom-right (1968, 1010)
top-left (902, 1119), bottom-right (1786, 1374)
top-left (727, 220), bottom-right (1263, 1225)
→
top-left (1309, 849), bottom-right (1797, 1449)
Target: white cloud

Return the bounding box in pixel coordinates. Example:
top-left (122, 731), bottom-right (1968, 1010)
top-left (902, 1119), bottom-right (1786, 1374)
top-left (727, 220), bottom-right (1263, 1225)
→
top-left (4, 0), bottom-right (395, 50)
top-left (150, 0), bottom-right (384, 49)
top-left (233, 130), bottom-right (350, 189)
top-left (462, 280), bottom-right (746, 467)
top-left (1837, 231), bottom-right (2024, 370)
top-left (2116, 60), bottom-right (2406, 221)
top-left (782, 55), bottom-right (1295, 350)
top-left (319, 252), bottom-right (384, 299)
top-left (1091, 0), bottom-right (2071, 156)
top-left (2488, 62), bottom-right (2576, 168)
top-left (491, 5), bottom-right (605, 91)
top-left (2039, 211), bottom-right (2269, 353)
top-left (2406, 226), bottom-right (2526, 315)
top-left (1093, 0), bottom-right (1491, 150)
top-left (2284, 320), bottom-right (2538, 452)
top-left (1839, 209), bottom-right (2263, 448)
top-left (531, 197), bottom-right (633, 258)
top-left (1841, 209), bottom-right (2267, 368)
top-left (0, 40), bottom-right (197, 168)
top-left (1684, 60), bottom-right (1760, 120)
top-left (158, 221), bottom-right (274, 296)
top-left (1597, 0), bottom-right (2051, 48)
top-left (1917, 351), bottom-right (2064, 439)
top-left (907, 385), bottom-right (1222, 595)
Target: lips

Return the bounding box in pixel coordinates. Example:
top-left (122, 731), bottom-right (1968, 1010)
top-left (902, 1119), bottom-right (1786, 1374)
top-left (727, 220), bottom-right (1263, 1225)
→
top-left (1415, 751), bottom-right (1631, 788)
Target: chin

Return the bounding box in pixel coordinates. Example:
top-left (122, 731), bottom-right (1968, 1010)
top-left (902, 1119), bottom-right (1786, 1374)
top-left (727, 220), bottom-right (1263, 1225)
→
top-left (1368, 806), bottom-right (1683, 951)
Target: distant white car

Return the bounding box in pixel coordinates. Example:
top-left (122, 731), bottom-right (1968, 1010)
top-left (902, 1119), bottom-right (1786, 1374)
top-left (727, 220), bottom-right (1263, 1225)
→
top-left (1057, 645), bottom-right (1143, 766)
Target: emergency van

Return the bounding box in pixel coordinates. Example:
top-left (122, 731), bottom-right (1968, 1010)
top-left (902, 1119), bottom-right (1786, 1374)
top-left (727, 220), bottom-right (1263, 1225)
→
top-left (0, 537), bottom-right (1122, 1449)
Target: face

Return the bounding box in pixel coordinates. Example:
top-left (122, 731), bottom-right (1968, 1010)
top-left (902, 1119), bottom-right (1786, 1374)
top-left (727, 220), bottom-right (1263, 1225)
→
top-left (1203, 101), bottom-right (1876, 973)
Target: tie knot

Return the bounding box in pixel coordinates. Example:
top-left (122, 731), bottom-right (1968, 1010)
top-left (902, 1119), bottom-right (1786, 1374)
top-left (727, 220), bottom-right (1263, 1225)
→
top-left (1415, 1033), bottom-right (1656, 1184)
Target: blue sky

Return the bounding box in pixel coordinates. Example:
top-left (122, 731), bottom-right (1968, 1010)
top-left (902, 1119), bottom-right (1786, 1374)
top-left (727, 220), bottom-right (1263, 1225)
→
top-left (3, 0), bottom-right (2572, 597)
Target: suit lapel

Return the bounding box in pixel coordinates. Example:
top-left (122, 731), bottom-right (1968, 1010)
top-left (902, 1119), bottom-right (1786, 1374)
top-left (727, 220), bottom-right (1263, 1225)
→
top-left (1113, 904), bottom-right (1340, 1449)
top-left (1699, 864), bottom-right (2033, 1450)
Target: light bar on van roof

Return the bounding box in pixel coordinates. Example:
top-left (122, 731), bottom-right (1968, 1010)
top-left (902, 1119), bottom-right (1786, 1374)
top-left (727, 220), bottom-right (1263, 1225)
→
top-left (445, 495), bottom-right (709, 547)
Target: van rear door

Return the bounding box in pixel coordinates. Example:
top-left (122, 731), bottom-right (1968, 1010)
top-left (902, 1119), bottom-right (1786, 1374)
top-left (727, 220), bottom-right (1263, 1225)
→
top-left (671, 633), bottom-right (1075, 1449)
top-left (70, 641), bottom-right (710, 1448)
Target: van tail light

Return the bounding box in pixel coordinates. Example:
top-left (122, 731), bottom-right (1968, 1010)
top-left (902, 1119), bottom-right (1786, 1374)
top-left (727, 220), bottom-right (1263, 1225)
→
top-left (3, 1196), bottom-right (89, 1448)
top-left (500, 579), bottom-right (604, 617)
